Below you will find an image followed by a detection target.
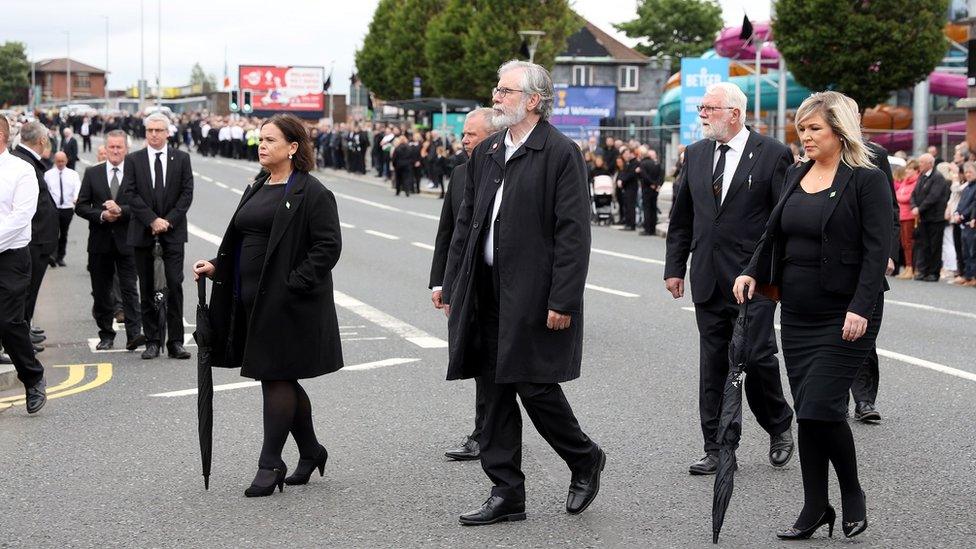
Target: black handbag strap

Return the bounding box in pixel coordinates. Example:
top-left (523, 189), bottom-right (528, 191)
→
top-left (197, 276), bottom-right (207, 307)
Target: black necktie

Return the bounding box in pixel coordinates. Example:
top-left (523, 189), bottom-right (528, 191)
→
top-left (110, 167), bottom-right (120, 199)
top-left (154, 152), bottom-right (165, 209)
top-left (59, 170), bottom-right (64, 206)
top-left (712, 144), bottom-right (730, 207)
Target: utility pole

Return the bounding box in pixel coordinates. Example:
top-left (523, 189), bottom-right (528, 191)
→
top-left (65, 31), bottom-right (72, 103)
top-left (157, 0), bottom-right (162, 107)
top-left (140, 0), bottom-right (145, 109)
top-left (29, 43), bottom-right (35, 109)
top-left (772, 1), bottom-right (787, 142)
top-left (104, 16), bottom-right (110, 106)
top-left (960, 0), bottom-right (976, 152)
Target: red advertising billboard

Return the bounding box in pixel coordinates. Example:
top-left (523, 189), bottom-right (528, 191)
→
top-left (238, 65), bottom-right (324, 114)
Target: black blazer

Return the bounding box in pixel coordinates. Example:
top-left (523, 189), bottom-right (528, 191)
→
top-left (910, 169), bottom-right (950, 223)
top-left (60, 136), bottom-right (79, 163)
top-left (11, 145), bottom-right (59, 249)
top-left (429, 160), bottom-right (468, 289)
top-left (864, 141), bottom-right (901, 260)
top-left (74, 162), bottom-right (134, 254)
top-left (207, 171), bottom-right (343, 380)
top-left (664, 130), bottom-right (794, 303)
top-left (743, 161), bottom-right (893, 318)
top-left (121, 147), bottom-right (194, 247)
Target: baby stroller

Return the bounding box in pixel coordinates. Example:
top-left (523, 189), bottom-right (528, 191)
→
top-left (591, 174), bottom-right (615, 225)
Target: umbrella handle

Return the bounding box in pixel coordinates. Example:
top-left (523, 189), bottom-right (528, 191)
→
top-left (197, 276), bottom-right (207, 307)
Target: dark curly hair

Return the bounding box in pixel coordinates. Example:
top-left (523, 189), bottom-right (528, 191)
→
top-left (261, 113), bottom-right (316, 173)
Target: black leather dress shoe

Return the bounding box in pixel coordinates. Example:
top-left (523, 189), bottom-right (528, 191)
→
top-left (0, 352), bottom-right (11, 365)
top-left (445, 437), bottom-right (480, 461)
top-left (769, 430), bottom-right (795, 467)
top-left (922, 274), bottom-right (939, 282)
top-left (854, 401), bottom-right (881, 423)
top-left (566, 447), bottom-right (606, 514)
top-left (689, 453), bottom-right (719, 475)
top-left (30, 327), bottom-right (44, 335)
top-left (95, 337), bottom-right (114, 351)
top-left (26, 378), bottom-right (47, 414)
top-left (56, 259), bottom-right (66, 267)
top-left (30, 332), bottom-right (46, 344)
top-left (126, 334), bottom-right (147, 351)
top-left (142, 343), bottom-right (160, 359)
top-left (459, 496), bottom-right (526, 526)
top-left (32, 344), bottom-right (44, 353)
top-left (167, 342), bottom-right (191, 359)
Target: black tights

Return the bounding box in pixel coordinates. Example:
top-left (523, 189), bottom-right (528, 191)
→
top-left (795, 418), bottom-right (866, 528)
top-left (259, 380), bottom-right (321, 469)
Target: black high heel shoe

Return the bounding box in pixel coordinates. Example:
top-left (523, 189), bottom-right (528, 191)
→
top-left (285, 446), bottom-right (328, 486)
top-left (843, 491), bottom-right (868, 538)
top-left (776, 506), bottom-right (836, 540)
top-left (244, 466), bottom-right (287, 497)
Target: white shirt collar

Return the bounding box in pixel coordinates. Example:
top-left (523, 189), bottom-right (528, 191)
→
top-left (106, 159), bottom-right (124, 175)
top-left (19, 144), bottom-right (43, 162)
top-left (505, 123), bottom-right (537, 150)
top-left (717, 125), bottom-right (750, 152)
top-left (147, 143), bottom-right (168, 158)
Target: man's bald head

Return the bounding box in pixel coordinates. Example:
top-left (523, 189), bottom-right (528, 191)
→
top-left (918, 153), bottom-right (934, 173)
top-left (54, 151), bottom-right (68, 169)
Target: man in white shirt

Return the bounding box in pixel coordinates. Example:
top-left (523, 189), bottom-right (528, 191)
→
top-left (230, 122), bottom-right (245, 159)
top-left (218, 124), bottom-right (232, 158)
top-left (44, 151), bottom-right (81, 266)
top-left (80, 116), bottom-right (92, 152)
top-left (0, 115), bottom-right (46, 413)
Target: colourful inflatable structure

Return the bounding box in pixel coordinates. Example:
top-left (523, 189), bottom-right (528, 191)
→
top-left (656, 21), bottom-right (968, 151)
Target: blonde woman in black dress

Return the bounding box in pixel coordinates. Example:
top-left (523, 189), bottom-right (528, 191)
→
top-left (734, 91), bottom-right (892, 540)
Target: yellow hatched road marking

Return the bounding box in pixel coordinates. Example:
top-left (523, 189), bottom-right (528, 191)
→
top-left (1, 363), bottom-right (112, 407)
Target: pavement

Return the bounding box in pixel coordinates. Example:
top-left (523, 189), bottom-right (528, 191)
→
top-left (1, 140), bottom-right (974, 548)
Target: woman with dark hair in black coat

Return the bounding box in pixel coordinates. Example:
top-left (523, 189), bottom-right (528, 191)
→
top-left (734, 91), bottom-right (892, 541)
top-left (192, 113), bottom-right (343, 497)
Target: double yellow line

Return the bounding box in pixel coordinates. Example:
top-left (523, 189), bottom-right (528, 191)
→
top-left (0, 363), bottom-right (113, 410)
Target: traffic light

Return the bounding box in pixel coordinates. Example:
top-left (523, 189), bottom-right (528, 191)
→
top-left (242, 90), bottom-right (253, 113)
top-left (229, 90), bottom-right (239, 112)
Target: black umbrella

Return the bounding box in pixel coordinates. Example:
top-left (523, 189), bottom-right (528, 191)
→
top-left (712, 297), bottom-right (751, 544)
top-left (193, 276), bottom-right (215, 489)
top-left (152, 239), bottom-right (168, 346)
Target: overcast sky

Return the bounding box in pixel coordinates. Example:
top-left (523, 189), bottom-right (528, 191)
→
top-left (1, 0), bottom-right (771, 96)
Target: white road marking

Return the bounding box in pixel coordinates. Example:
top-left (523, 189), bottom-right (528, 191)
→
top-left (342, 358), bottom-right (421, 371)
top-left (341, 336), bottom-right (388, 342)
top-left (151, 381), bottom-right (260, 398)
top-left (333, 192), bottom-right (440, 221)
top-left (585, 283), bottom-right (639, 298)
top-left (411, 242), bottom-right (436, 251)
top-left (229, 188), bottom-right (243, 195)
top-left (885, 299), bottom-right (976, 320)
top-left (87, 335), bottom-right (197, 353)
top-left (194, 172), bottom-right (214, 182)
top-left (681, 306), bottom-right (696, 312)
top-left (188, 223), bottom-right (222, 246)
top-left (340, 325), bottom-right (366, 329)
top-left (333, 290), bottom-right (448, 348)
top-left (364, 229), bottom-right (400, 240)
top-left (340, 222), bottom-right (356, 229)
top-left (591, 248), bottom-right (665, 266)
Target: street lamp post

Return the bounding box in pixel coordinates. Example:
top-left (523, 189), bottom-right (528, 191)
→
top-left (517, 30), bottom-right (545, 64)
top-left (104, 16), bottom-right (110, 107)
top-left (157, 0), bottom-right (162, 107)
top-left (64, 31), bottom-right (71, 103)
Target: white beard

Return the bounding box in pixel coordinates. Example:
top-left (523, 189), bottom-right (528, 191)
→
top-left (492, 98), bottom-right (529, 129)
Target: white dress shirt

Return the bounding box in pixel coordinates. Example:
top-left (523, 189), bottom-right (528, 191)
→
top-left (484, 123), bottom-right (537, 266)
top-left (218, 126), bottom-right (231, 141)
top-left (712, 125), bottom-right (751, 205)
top-left (0, 149), bottom-right (39, 251)
top-left (230, 125), bottom-right (244, 140)
top-left (44, 166), bottom-right (82, 209)
top-left (147, 144), bottom-right (168, 188)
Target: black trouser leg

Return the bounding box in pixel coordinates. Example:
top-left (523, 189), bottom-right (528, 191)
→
top-left (850, 348), bottom-right (879, 405)
top-left (89, 252), bottom-right (118, 340)
top-left (82, 135), bottom-right (92, 152)
top-left (161, 242), bottom-right (185, 345)
top-left (259, 380), bottom-right (297, 469)
top-left (0, 248), bottom-right (43, 387)
top-left (133, 246), bottom-right (158, 343)
top-left (641, 186), bottom-right (658, 233)
top-left (622, 185), bottom-right (637, 227)
top-left (56, 208), bottom-right (73, 261)
top-left (914, 222), bottom-right (945, 276)
top-left (469, 375), bottom-right (487, 442)
top-left (25, 244), bottom-right (52, 324)
top-left (116, 251), bottom-right (142, 339)
top-left (516, 382), bottom-right (599, 473)
top-left (289, 381), bottom-right (322, 458)
top-left (694, 289), bottom-right (793, 454)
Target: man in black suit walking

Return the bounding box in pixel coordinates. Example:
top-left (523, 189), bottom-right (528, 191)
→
top-left (638, 148), bottom-right (663, 235)
top-left (122, 113), bottom-right (193, 360)
top-left (60, 127), bottom-right (79, 170)
top-left (75, 130), bottom-right (146, 352)
top-left (11, 122), bottom-right (59, 337)
top-left (429, 107), bottom-right (496, 461)
top-left (910, 153), bottom-right (950, 281)
top-left (665, 82), bottom-right (795, 475)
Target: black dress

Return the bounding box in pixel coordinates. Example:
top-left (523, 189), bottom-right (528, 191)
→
top-left (779, 186), bottom-right (884, 421)
top-left (234, 183), bottom-right (287, 318)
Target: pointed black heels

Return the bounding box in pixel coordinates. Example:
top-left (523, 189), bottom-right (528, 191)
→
top-left (777, 506), bottom-right (836, 540)
top-left (244, 466), bottom-right (287, 497)
top-left (284, 445), bottom-right (329, 486)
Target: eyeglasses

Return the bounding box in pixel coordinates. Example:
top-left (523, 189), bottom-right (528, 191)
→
top-left (696, 105), bottom-right (736, 114)
top-left (492, 86), bottom-right (525, 99)
top-left (145, 128), bottom-right (168, 133)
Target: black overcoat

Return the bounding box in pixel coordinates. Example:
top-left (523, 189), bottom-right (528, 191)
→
top-left (207, 171), bottom-right (344, 380)
top-left (442, 121), bottom-right (591, 384)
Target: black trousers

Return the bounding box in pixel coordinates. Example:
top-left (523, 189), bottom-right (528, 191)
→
top-left (133, 242), bottom-right (185, 346)
top-left (56, 208), bottom-right (74, 261)
top-left (82, 135), bottom-right (92, 152)
top-left (913, 221), bottom-right (945, 277)
top-left (394, 168), bottom-right (413, 196)
top-left (850, 347), bottom-right (879, 405)
top-left (469, 376), bottom-right (487, 442)
top-left (89, 246), bottom-right (142, 341)
top-left (0, 248), bottom-right (44, 387)
top-left (25, 243), bottom-right (53, 324)
top-left (620, 184), bottom-right (638, 228)
top-left (474, 261), bottom-right (598, 502)
top-left (694, 286), bottom-right (794, 454)
top-left (641, 185), bottom-right (658, 233)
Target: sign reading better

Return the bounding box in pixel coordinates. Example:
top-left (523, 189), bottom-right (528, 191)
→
top-left (680, 58), bottom-right (730, 145)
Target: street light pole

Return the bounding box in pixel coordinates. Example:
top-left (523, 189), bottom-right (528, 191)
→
top-left (157, 0), bottom-right (162, 107)
top-left (104, 16), bottom-right (110, 107)
top-left (518, 30), bottom-right (545, 64)
top-left (140, 0), bottom-right (145, 109)
top-left (65, 31), bottom-right (72, 103)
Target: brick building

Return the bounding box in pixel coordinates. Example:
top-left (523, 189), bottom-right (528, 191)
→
top-left (33, 58), bottom-right (107, 102)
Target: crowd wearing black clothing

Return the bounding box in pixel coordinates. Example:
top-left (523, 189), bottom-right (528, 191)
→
top-left (583, 138), bottom-right (666, 236)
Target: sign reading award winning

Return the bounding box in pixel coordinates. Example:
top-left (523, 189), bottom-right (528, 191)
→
top-left (550, 85), bottom-right (617, 140)
top-left (239, 65), bottom-right (325, 114)
top-left (680, 58), bottom-right (730, 145)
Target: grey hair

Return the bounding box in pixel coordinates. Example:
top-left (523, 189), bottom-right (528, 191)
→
top-left (705, 82), bottom-right (747, 114)
top-left (497, 59), bottom-right (554, 120)
top-left (465, 107), bottom-right (497, 129)
top-left (963, 161), bottom-right (976, 175)
top-left (20, 121), bottom-right (49, 145)
top-left (105, 129), bottom-right (127, 141)
top-left (143, 112), bottom-right (170, 127)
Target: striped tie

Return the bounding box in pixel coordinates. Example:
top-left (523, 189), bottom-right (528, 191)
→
top-left (712, 144), bottom-right (730, 208)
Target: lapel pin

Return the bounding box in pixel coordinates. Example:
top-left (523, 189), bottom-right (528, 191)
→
top-left (286, 201), bottom-right (291, 209)
top-left (491, 142), bottom-right (498, 150)
top-left (829, 191), bottom-right (836, 198)
top-left (748, 174), bottom-right (752, 190)
top-left (748, 152), bottom-right (753, 159)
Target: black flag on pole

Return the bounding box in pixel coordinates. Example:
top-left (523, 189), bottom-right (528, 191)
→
top-left (323, 75), bottom-right (331, 93)
top-left (739, 15), bottom-right (754, 41)
top-left (519, 40), bottom-right (531, 59)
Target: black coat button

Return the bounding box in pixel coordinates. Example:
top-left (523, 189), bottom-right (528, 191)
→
top-left (822, 257), bottom-right (828, 263)
top-left (473, 221), bottom-right (480, 229)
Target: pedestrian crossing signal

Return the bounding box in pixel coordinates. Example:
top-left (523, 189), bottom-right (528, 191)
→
top-left (229, 90), bottom-right (240, 113)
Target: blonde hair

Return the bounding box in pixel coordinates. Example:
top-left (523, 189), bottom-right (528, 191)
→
top-left (935, 161), bottom-right (958, 182)
top-left (795, 91), bottom-right (874, 169)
